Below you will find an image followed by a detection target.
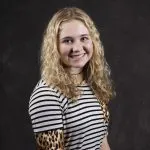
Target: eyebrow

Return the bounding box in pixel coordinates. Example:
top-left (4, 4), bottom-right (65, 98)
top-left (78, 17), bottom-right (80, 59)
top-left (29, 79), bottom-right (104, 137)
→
top-left (60, 34), bottom-right (89, 40)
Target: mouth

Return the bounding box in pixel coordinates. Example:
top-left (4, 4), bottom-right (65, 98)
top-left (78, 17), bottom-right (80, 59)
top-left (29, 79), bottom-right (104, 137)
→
top-left (70, 53), bottom-right (85, 59)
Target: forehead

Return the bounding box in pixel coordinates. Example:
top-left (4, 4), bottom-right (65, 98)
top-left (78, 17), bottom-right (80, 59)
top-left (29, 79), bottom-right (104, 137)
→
top-left (59, 19), bottom-right (89, 38)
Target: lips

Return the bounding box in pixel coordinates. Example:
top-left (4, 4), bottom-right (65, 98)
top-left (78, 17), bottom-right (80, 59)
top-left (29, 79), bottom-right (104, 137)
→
top-left (70, 53), bottom-right (85, 59)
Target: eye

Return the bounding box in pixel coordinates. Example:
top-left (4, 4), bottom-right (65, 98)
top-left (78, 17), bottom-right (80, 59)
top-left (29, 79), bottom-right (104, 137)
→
top-left (63, 39), bottom-right (73, 44)
top-left (81, 36), bottom-right (89, 42)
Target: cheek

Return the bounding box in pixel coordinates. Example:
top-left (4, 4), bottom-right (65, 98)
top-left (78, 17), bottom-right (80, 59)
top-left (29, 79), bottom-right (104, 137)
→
top-left (59, 45), bottom-right (71, 62)
top-left (86, 42), bottom-right (93, 54)
top-left (59, 45), bottom-right (69, 56)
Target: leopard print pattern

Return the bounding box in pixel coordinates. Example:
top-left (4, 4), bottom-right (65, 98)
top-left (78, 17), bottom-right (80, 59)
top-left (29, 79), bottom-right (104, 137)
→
top-left (35, 129), bottom-right (64, 150)
top-left (101, 102), bottom-right (109, 123)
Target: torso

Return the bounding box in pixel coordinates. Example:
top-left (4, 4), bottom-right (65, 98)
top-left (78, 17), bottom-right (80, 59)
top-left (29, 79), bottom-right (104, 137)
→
top-left (29, 80), bottom-right (108, 150)
top-left (61, 85), bottom-right (108, 150)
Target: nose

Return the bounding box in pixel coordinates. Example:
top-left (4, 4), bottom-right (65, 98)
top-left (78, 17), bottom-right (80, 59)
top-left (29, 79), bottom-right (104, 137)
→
top-left (72, 41), bottom-right (83, 52)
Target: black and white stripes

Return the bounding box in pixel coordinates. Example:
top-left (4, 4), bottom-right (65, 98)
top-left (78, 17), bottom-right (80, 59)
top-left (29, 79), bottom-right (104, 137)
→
top-left (29, 80), bottom-right (108, 150)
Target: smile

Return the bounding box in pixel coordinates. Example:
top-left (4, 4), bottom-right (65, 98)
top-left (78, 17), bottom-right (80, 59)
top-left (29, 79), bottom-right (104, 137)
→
top-left (70, 53), bottom-right (85, 59)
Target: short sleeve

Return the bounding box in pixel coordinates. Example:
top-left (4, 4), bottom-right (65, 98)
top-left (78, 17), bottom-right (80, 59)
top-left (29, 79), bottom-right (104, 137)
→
top-left (28, 80), bottom-right (63, 133)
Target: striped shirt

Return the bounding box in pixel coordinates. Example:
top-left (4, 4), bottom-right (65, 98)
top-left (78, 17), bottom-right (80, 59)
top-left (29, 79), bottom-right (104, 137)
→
top-left (29, 79), bottom-right (108, 150)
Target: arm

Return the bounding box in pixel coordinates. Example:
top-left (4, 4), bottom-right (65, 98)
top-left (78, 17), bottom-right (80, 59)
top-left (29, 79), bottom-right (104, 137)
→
top-left (101, 136), bottom-right (110, 150)
top-left (29, 81), bottom-right (64, 150)
top-left (35, 129), bottom-right (64, 150)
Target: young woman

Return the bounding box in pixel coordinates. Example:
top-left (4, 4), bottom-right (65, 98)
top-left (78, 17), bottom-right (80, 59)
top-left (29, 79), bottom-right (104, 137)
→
top-left (29, 7), bottom-right (115, 150)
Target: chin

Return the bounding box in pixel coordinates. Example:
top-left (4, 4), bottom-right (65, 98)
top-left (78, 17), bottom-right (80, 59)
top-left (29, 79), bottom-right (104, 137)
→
top-left (68, 60), bottom-right (89, 68)
top-left (71, 63), bottom-right (87, 68)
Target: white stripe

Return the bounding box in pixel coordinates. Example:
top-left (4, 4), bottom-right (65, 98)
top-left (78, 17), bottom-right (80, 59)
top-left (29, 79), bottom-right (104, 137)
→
top-left (30, 105), bottom-right (60, 115)
top-left (33, 119), bottom-right (62, 128)
top-left (33, 124), bottom-right (63, 133)
top-left (30, 110), bottom-right (61, 119)
top-left (29, 99), bottom-right (59, 111)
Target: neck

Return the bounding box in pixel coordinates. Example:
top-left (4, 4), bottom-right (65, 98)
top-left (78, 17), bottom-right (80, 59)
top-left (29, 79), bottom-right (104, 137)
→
top-left (66, 67), bottom-right (83, 75)
top-left (70, 72), bottom-right (84, 85)
top-left (70, 71), bottom-right (83, 75)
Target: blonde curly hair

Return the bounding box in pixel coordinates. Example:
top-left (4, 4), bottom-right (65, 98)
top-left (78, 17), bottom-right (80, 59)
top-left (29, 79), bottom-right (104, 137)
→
top-left (41, 7), bottom-right (115, 107)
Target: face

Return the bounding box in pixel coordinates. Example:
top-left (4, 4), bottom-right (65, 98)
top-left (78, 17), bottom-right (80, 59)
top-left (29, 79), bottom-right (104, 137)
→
top-left (58, 19), bottom-right (93, 74)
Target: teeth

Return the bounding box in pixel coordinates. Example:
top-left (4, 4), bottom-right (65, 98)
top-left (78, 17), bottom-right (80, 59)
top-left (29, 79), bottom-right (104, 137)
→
top-left (71, 54), bottom-right (84, 58)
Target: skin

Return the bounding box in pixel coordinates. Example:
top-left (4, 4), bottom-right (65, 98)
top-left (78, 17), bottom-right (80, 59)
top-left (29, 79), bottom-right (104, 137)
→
top-left (59, 19), bottom-right (93, 74)
top-left (101, 136), bottom-right (111, 150)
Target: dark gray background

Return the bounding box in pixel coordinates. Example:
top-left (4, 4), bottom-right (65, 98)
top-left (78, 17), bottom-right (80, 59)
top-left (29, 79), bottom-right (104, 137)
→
top-left (1, 0), bottom-right (150, 150)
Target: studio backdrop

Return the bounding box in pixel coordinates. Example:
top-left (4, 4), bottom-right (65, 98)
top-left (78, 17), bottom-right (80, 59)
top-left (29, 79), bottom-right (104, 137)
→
top-left (1, 0), bottom-right (150, 150)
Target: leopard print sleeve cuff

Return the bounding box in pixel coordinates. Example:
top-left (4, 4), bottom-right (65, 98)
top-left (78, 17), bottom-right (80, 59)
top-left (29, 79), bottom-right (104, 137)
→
top-left (35, 129), bottom-right (64, 150)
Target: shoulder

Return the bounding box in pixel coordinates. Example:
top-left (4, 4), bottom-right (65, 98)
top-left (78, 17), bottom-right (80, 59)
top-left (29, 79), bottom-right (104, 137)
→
top-left (28, 79), bottom-right (61, 113)
top-left (32, 79), bottom-right (57, 93)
